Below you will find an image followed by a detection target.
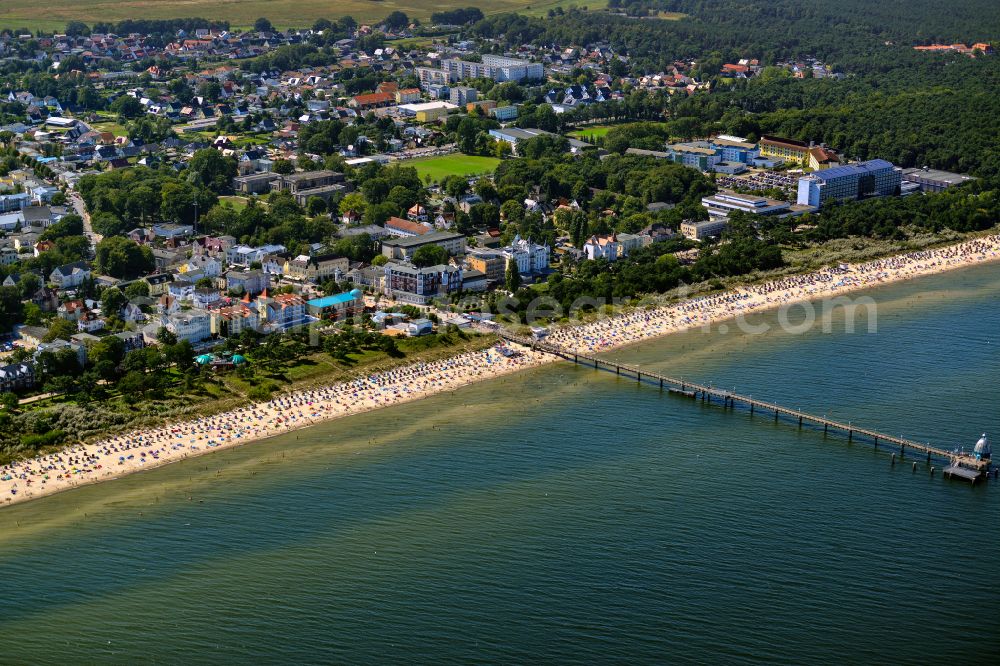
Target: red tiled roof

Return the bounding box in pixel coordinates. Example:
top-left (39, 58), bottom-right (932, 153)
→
top-left (386, 217), bottom-right (431, 235)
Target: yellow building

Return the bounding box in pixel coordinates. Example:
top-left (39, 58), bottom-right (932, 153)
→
top-left (759, 135), bottom-right (811, 165)
top-left (760, 135), bottom-right (841, 170)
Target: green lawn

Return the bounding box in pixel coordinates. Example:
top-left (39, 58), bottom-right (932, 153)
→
top-left (219, 195), bottom-right (250, 212)
top-left (406, 154), bottom-right (501, 183)
top-left (567, 125), bottom-right (617, 140)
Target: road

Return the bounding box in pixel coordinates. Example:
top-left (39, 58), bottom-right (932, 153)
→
top-left (70, 192), bottom-right (102, 254)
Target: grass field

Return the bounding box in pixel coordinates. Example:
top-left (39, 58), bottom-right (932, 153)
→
top-left (219, 195), bottom-right (250, 212)
top-left (406, 154), bottom-right (501, 182)
top-left (0, 0), bottom-right (602, 31)
top-left (567, 125), bottom-right (617, 141)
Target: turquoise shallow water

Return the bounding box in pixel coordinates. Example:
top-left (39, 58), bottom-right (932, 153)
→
top-left (0, 263), bottom-right (999, 664)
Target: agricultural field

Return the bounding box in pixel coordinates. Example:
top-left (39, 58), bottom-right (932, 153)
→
top-left (406, 154), bottom-right (501, 182)
top-left (0, 0), bottom-right (586, 31)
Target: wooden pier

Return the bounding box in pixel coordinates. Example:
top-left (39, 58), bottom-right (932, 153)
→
top-left (500, 333), bottom-right (993, 479)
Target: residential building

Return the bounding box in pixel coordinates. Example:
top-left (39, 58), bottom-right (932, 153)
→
top-left (210, 300), bottom-right (259, 337)
top-left (381, 231), bottom-right (467, 262)
top-left (226, 269), bottom-right (270, 296)
top-left (665, 142), bottom-right (722, 171)
top-left (143, 272), bottom-right (174, 296)
top-left (711, 136), bottom-right (760, 164)
top-left (0, 193), bottom-right (30, 213)
top-left (306, 290), bottom-right (364, 321)
top-left (759, 136), bottom-right (839, 169)
top-left (385, 216), bottom-right (433, 238)
top-left (441, 55), bottom-right (543, 82)
top-left (49, 261), bottom-right (91, 289)
top-left (450, 86), bottom-right (478, 106)
top-left (395, 88), bottom-right (422, 104)
top-left (269, 170), bottom-right (348, 206)
top-left (0, 363), bottom-right (34, 393)
top-left (796, 160), bottom-right (901, 207)
top-left (258, 291), bottom-right (309, 331)
top-left (465, 251), bottom-right (505, 283)
top-left (415, 66), bottom-right (450, 87)
top-left (501, 235), bottom-right (550, 274)
top-left (383, 261), bottom-right (462, 305)
top-left (283, 254), bottom-right (349, 282)
top-left (681, 219), bottom-right (730, 240)
top-left (489, 105), bottom-right (519, 121)
top-left (583, 234), bottom-right (623, 262)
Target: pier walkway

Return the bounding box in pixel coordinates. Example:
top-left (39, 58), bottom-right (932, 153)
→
top-left (499, 332), bottom-right (992, 478)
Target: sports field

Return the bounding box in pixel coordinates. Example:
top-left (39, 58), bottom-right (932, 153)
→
top-left (0, 0), bottom-right (600, 31)
top-left (405, 154), bottom-right (501, 182)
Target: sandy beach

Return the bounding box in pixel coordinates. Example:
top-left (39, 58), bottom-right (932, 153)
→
top-left (2, 233), bottom-right (999, 506)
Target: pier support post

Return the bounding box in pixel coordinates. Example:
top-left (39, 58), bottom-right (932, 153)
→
top-left (660, 378), bottom-right (664, 390)
top-left (874, 437), bottom-right (878, 449)
top-left (750, 402), bottom-right (754, 415)
top-left (799, 416), bottom-right (803, 428)
top-left (927, 451), bottom-right (931, 464)
top-left (849, 430), bottom-right (853, 442)
top-left (774, 409), bottom-right (779, 422)
top-left (616, 366), bottom-right (620, 376)
top-left (824, 423), bottom-right (828, 434)
top-left (637, 371), bottom-right (641, 383)
top-left (900, 445), bottom-right (904, 459)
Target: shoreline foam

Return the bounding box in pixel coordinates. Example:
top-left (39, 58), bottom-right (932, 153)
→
top-left (2, 234), bottom-right (999, 507)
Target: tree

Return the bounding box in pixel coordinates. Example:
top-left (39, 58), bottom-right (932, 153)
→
top-left (17, 273), bottom-right (40, 300)
top-left (0, 392), bottom-right (17, 412)
top-left (101, 287), bottom-right (128, 317)
top-left (254, 17), bottom-right (274, 33)
top-left (125, 281), bottom-right (150, 298)
top-left (88, 336), bottom-right (125, 381)
top-left (156, 327), bottom-right (178, 346)
top-left (90, 212), bottom-right (128, 238)
top-left (0, 286), bottom-right (23, 333)
top-left (43, 318), bottom-right (77, 342)
top-left (411, 244), bottom-right (450, 268)
top-left (306, 196), bottom-right (328, 216)
top-left (272, 159), bottom-right (294, 175)
top-left (110, 95), bottom-right (143, 120)
top-left (95, 237), bottom-right (155, 279)
top-left (187, 148), bottom-right (237, 193)
top-left (505, 258), bottom-right (521, 293)
top-left (383, 11), bottom-right (409, 31)
top-left (165, 339), bottom-right (195, 368)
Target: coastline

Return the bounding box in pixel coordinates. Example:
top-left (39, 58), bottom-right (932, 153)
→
top-left (2, 233), bottom-right (999, 508)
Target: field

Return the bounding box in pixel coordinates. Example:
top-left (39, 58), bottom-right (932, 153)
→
top-left (0, 0), bottom-right (600, 31)
top-left (567, 125), bottom-right (617, 141)
top-left (405, 154), bottom-right (501, 182)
